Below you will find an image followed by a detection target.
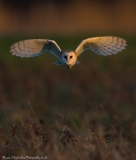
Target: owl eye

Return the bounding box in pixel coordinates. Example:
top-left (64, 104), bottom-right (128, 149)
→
top-left (70, 56), bottom-right (73, 59)
top-left (64, 56), bottom-right (67, 59)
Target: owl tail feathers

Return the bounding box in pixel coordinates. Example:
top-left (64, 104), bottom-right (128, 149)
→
top-left (54, 61), bottom-right (63, 65)
top-left (75, 60), bottom-right (81, 65)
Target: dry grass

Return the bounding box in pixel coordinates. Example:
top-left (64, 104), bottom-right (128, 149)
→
top-left (0, 112), bottom-right (136, 160)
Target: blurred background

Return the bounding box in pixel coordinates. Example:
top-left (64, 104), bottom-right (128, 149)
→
top-left (0, 0), bottom-right (135, 159)
top-left (0, 0), bottom-right (136, 35)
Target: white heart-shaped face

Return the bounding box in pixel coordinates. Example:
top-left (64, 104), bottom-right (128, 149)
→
top-left (61, 51), bottom-right (77, 67)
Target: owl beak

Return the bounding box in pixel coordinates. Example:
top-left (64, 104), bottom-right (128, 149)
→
top-left (66, 61), bottom-right (70, 64)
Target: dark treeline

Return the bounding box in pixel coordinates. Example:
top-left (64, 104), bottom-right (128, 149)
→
top-left (1, 0), bottom-right (124, 9)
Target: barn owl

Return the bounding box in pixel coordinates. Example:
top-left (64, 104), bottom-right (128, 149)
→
top-left (10, 36), bottom-right (127, 69)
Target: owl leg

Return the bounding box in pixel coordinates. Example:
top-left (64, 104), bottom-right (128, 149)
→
top-left (54, 61), bottom-right (63, 65)
top-left (75, 60), bottom-right (81, 65)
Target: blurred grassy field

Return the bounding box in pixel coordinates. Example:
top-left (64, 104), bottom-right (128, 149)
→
top-left (0, 34), bottom-right (135, 159)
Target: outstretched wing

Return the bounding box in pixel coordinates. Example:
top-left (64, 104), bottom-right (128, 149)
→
top-left (75, 36), bottom-right (127, 56)
top-left (10, 39), bottom-right (61, 59)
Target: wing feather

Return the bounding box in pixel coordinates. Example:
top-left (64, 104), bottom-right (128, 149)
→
top-left (10, 39), bottom-right (61, 59)
top-left (75, 36), bottom-right (127, 56)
